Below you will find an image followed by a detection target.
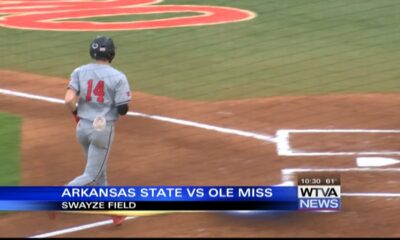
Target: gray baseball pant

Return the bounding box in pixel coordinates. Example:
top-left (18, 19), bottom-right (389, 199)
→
top-left (67, 119), bottom-right (115, 186)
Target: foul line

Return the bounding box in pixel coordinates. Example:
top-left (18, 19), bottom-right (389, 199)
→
top-left (0, 87), bottom-right (274, 238)
top-left (29, 216), bottom-right (137, 238)
top-left (0, 88), bottom-right (276, 143)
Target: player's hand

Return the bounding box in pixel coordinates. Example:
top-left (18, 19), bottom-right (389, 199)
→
top-left (72, 110), bottom-right (80, 123)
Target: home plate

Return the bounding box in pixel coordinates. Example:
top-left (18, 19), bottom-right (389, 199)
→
top-left (356, 157), bottom-right (400, 167)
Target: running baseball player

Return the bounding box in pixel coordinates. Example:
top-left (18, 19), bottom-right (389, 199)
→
top-left (64, 36), bottom-right (131, 225)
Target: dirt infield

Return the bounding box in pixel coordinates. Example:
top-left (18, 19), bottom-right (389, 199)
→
top-left (0, 69), bottom-right (399, 237)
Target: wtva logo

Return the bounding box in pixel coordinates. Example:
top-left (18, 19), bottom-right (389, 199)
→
top-left (298, 186), bottom-right (341, 210)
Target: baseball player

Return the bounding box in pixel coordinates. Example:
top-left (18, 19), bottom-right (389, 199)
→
top-left (64, 36), bottom-right (131, 225)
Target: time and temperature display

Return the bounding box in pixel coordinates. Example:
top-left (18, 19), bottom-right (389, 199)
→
top-left (298, 173), bottom-right (341, 186)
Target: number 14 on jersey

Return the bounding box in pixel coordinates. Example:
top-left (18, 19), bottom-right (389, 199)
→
top-left (86, 80), bottom-right (105, 103)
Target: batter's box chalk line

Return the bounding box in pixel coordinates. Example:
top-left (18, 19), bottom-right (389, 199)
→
top-left (281, 167), bottom-right (400, 198)
top-left (276, 129), bottom-right (400, 156)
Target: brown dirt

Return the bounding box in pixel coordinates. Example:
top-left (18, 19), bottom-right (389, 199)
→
top-left (0, 69), bottom-right (399, 237)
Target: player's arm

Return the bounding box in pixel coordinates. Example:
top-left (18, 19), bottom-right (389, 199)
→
top-left (115, 75), bottom-right (132, 116)
top-left (65, 88), bottom-right (79, 112)
top-left (67, 68), bottom-right (81, 123)
top-left (65, 87), bottom-right (80, 123)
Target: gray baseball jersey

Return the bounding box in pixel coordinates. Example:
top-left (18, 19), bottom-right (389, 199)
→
top-left (67, 62), bottom-right (131, 186)
top-left (68, 63), bottom-right (131, 122)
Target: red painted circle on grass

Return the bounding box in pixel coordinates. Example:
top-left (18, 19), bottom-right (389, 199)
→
top-left (0, 0), bottom-right (255, 31)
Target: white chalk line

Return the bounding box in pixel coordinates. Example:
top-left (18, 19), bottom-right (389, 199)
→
top-left (0, 88), bottom-right (277, 143)
top-left (282, 167), bottom-right (400, 175)
top-left (284, 129), bottom-right (400, 133)
top-left (29, 216), bottom-right (137, 238)
top-left (278, 152), bottom-right (400, 156)
top-left (2, 88), bottom-right (400, 236)
top-left (276, 129), bottom-right (400, 156)
top-left (342, 193), bottom-right (400, 197)
top-left (0, 87), bottom-right (276, 237)
top-left (281, 168), bottom-right (400, 198)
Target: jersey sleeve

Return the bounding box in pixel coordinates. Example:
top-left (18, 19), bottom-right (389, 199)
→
top-left (114, 75), bottom-right (132, 106)
top-left (68, 68), bottom-right (80, 93)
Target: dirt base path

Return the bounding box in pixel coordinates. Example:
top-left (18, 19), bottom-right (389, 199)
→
top-left (0, 69), bottom-right (399, 237)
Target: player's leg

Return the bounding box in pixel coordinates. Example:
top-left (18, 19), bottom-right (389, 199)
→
top-left (94, 123), bottom-right (109, 186)
top-left (90, 124), bottom-right (114, 186)
top-left (97, 168), bottom-right (108, 186)
top-left (67, 121), bottom-right (91, 186)
top-left (77, 121), bottom-right (90, 161)
top-left (51, 122), bottom-right (92, 220)
top-left (67, 124), bottom-right (115, 186)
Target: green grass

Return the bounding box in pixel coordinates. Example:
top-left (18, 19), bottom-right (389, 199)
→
top-left (0, 112), bottom-right (21, 185)
top-left (1, 0), bottom-right (400, 100)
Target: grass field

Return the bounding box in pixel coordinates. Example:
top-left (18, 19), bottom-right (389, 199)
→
top-left (0, 113), bottom-right (21, 185)
top-left (1, 0), bottom-right (399, 101)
